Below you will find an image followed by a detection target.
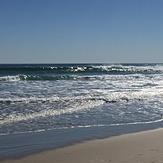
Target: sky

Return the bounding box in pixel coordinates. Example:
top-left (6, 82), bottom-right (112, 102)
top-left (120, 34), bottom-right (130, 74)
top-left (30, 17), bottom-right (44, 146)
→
top-left (0, 0), bottom-right (163, 63)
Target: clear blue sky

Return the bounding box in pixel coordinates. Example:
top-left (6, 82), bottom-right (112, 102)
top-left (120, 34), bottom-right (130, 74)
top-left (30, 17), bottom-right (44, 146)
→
top-left (0, 0), bottom-right (163, 63)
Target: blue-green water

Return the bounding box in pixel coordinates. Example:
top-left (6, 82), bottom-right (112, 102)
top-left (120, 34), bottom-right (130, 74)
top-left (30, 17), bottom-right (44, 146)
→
top-left (1, 63), bottom-right (163, 136)
top-left (1, 63), bottom-right (163, 158)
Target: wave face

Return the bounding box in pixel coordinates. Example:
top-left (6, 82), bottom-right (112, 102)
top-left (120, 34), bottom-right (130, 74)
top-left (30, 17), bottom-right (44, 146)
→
top-left (1, 63), bottom-right (163, 135)
top-left (0, 63), bottom-right (163, 81)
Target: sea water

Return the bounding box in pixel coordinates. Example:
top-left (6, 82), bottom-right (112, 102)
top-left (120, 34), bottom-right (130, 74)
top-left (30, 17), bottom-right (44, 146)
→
top-left (1, 63), bottom-right (163, 157)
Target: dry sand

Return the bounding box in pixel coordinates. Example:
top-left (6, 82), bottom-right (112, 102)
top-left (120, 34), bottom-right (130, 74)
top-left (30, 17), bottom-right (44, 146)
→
top-left (2, 128), bottom-right (163, 163)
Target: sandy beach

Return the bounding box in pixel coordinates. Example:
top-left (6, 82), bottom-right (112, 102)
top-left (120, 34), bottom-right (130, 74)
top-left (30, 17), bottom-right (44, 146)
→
top-left (1, 128), bottom-right (163, 163)
top-left (1, 0), bottom-right (163, 161)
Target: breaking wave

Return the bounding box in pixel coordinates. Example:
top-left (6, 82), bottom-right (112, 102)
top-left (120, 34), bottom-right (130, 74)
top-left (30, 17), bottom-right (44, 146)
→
top-left (0, 75), bottom-right (77, 81)
top-left (1, 63), bottom-right (163, 136)
top-left (0, 64), bottom-right (163, 75)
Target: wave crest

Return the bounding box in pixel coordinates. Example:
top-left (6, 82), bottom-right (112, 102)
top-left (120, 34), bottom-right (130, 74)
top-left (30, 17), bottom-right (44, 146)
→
top-left (0, 64), bottom-right (163, 75)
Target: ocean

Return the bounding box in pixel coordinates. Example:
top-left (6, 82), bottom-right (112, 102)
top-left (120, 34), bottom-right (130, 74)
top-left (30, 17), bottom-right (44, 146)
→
top-left (1, 63), bottom-right (163, 158)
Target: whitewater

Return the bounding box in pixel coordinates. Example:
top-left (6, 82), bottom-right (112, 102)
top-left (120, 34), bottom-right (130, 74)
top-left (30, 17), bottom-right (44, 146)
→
top-left (1, 63), bottom-right (163, 136)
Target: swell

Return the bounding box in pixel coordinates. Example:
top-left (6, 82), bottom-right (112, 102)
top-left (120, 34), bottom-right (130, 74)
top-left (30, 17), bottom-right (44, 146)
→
top-left (0, 74), bottom-right (151, 82)
top-left (0, 64), bottom-right (162, 76)
top-left (0, 66), bottom-right (162, 82)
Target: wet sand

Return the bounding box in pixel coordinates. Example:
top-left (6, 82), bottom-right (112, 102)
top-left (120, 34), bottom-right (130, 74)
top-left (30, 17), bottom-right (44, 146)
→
top-left (2, 128), bottom-right (163, 163)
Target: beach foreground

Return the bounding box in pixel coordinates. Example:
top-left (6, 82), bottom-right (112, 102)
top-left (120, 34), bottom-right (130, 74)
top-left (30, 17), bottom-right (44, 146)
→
top-left (2, 128), bottom-right (163, 163)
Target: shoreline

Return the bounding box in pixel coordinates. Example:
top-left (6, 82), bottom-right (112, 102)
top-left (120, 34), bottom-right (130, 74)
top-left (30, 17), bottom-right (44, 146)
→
top-left (2, 128), bottom-right (163, 163)
top-left (1, 121), bottom-right (163, 160)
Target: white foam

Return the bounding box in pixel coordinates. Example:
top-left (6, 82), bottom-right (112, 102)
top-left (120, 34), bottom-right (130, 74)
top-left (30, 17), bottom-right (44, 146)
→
top-left (0, 99), bottom-right (104, 125)
top-left (70, 66), bottom-right (87, 72)
top-left (0, 96), bottom-right (60, 103)
top-left (92, 64), bottom-right (163, 73)
top-left (0, 75), bottom-right (21, 81)
top-left (0, 94), bottom-right (98, 104)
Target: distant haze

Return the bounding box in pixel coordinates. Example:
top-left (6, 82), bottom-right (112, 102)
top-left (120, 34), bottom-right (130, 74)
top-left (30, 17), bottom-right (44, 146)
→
top-left (0, 0), bottom-right (163, 63)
